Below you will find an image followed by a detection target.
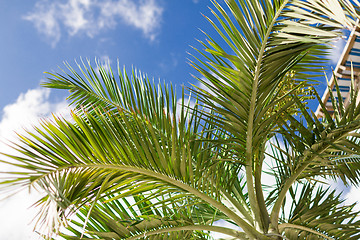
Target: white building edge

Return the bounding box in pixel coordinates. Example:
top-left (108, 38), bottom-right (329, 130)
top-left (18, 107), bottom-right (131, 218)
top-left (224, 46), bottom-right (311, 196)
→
top-left (316, 24), bottom-right (360, 118)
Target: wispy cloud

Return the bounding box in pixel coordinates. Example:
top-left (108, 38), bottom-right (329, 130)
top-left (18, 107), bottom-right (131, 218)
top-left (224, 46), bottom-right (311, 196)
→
top-left (95, 55), bottom-right (112, 72)
top-left (24, 0), bottom-right (163, 47)
top-left (99, 0), bottom-right (163, 41)
top-left (158, 52), bottom-right (180, 73)
top-left (0, 88), bottom-right (68, 240)
top-left (23, 2), bottom-right (61, 48)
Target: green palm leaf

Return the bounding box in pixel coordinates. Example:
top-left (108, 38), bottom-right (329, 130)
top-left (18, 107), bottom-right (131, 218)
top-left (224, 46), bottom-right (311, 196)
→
top-left (1, 64), bottom-right (260, 238)
top-left (280, 183), bottom-right (360, 239)
top-left (60, 195), bottom-right (214, 240)
top-left (267, 72), bottom-right (360, 229)
top-left (191, 0), bottom-right (360, 232)
top-left (2, 0), bottom-right (360, 239)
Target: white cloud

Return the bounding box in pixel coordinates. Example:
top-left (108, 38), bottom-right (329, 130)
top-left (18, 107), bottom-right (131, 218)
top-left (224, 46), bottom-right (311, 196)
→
top-left (211, 220), bottom-right (242, 239)
top-left (61, 0), bottom-right (92, 36)
top-left (176, 97), bottom-right (196, 121)
top-left (345, 186), bottom-right (360, 213)
top-left (100, 0), bottom-right (163, 41)
top-left (197, 77), bottom-right (213, 95)
top-left (99, 55), bottom-right (111, 65)
top-left (24, 0), bottom-right (163, 47)
top-left (0, 88), bottom-right (69, 240)
top-left (0, 88), bottom-right (68, 145)
top-left (96, 55), bottom-right (112, 72)
top-left (23, 2), bottom-right (60, 48)
top-left (0, 191), bottom-right (41, 239)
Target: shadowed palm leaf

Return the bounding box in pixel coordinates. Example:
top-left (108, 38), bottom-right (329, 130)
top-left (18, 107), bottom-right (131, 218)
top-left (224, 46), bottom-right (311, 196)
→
top-left (2, 0), bottom-right (360, 240)
top-left (280, 183), bottom-right (360, 239)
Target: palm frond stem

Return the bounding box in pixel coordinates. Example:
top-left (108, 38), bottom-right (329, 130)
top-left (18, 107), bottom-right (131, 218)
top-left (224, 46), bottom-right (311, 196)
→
top-left (125, 224), bottom-right (247, 240)
top-left (270, 120), bottom-right (360, 228)
top-left (31, 163), bottom-right (264, 238)
top-left (244, 0), bottom-right (289, 232)
top-left (218, 186), bottom-right (254, 225)
top-left (278, 223), bottom-right (333, 240)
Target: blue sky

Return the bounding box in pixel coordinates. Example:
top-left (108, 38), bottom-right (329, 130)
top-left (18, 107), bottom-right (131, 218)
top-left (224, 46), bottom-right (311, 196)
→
top-left (0, 0), bottom-right (357, 239)
top-left (0, 0), bottom-right (213, 111)
top-left (0, 1), bottom-right (212, 238)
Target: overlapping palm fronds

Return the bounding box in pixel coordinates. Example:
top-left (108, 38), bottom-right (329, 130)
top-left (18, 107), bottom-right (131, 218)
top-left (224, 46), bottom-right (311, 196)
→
top-left (281, 183), bottom-right (360, 239)
top-left (2, 0), bottom-right (360, 239)
top-left (1, 61), bottom-right (254, 239)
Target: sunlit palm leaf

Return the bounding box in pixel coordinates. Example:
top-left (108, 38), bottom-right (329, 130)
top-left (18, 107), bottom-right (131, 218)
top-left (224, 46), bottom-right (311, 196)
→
top-left (60, 195), bottom-right (213, 240)
top-left (191, 0), bottom-right (360, 159)
top-left (1, 64), bottom-right (259, 238)
top-left (267, 73), bottom-right (360, 229)
top-left (191, 0), bottom-right (360, 232)
top-left (280, 183), bottom-right (360, 239)
top-left (2, 0), bottom-right (360, 239)
top-left (43, 59), bottom-right (185, 134)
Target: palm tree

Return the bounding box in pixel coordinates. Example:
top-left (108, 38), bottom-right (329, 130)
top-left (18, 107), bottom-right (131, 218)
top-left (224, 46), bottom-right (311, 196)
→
top-left (2, 0), bottom-right (360, 239)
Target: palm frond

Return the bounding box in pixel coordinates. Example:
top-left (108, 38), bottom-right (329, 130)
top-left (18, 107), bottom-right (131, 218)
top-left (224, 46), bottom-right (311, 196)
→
top-left (190, 1), bottom-right (360, 231)
top-left (191, 0), bottom-right (360, 161)
top-left (268, 72), bottom-right (360, 228)
top-left (2, 0), bottom-right (360, 239)
top-left (43, 59), bottom-right (187, 134)
top-left (280, 183), bottom-right (360, 239)
top-left (60, 194), bottom-right (216, 240)
top-left (0, 69), bottom-right (259, 237)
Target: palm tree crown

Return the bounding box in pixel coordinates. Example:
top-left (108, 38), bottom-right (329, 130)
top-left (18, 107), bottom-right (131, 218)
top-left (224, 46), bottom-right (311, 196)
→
top-left (2, 0), bottom-right (360, 239)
